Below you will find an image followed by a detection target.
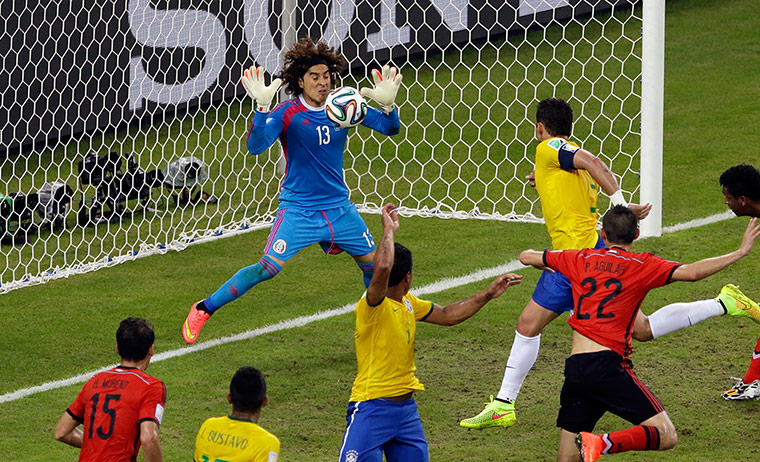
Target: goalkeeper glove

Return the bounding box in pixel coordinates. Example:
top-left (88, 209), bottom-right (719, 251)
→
top-left (360, 64), bottom-right (403, 114)
top-left (241, 66), bottom-right (282, 112)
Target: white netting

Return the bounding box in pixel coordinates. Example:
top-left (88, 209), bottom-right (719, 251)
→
top-left (0, 0), bottom-right (643, 293)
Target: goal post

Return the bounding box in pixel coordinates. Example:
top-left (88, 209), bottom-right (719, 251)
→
top-left (0, 0), bottom-right (663, 293)
top-left (640, 0), bottom-right (665, 238)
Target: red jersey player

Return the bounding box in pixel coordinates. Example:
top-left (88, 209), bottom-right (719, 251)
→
top-left (519, 205), bottom-right (760, 462)
top-left (55, 317), bottom-right (166, 462)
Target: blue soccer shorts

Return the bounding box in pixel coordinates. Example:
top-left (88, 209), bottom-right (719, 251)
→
top-left (263, 204), bottom-right (375, 262)
top-left (532, 236), bottom-right (606, 314)
top-left (338, 398), bottom-right (429, 462)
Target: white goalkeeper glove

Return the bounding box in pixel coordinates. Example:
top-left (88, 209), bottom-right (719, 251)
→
top-left (360, 64), bottom-right (403, 114)
top-left (241, 66), bottom-right (282, 112)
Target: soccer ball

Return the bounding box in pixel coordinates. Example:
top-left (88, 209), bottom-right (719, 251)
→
top-left (325, 87), bottom-right (368, 129)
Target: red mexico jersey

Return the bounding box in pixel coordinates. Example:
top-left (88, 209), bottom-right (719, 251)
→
top-left (544, 247), bottom-right (681, 359)
top-left (67, 366), bottom-right (166, 462)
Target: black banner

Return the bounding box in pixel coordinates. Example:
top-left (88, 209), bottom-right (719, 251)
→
top-left (0, 0), bottom-right (632, 156)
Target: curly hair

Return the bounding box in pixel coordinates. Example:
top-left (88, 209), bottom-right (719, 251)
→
top-left (720, 164), bottom-right (760, 200)
top-left (279, 37), bottom-right (346, 96)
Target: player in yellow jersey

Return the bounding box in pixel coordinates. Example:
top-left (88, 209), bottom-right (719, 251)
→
top-left (462, 104), bottom-right (760, 428)
top-left (461, 98), bottom-right (652, 429)
top-left (338, 203), bottom-right (522, 462)
top-left (194, 367), bottom-right (279, 462)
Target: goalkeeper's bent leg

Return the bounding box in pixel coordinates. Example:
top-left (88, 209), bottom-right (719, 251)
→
top-left (205, 255), bottom-right (282, 313)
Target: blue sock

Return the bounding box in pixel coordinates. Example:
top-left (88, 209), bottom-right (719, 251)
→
top-left (357, 261), bottom-right (375, 288)
top-left (205, 256), bottom-right (282, 313)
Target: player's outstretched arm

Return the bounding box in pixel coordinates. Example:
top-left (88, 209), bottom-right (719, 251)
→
top-left (572, 149), bottom-right (652, 219)
top-left (241, 66), bottom-right (282, 112)
top-left (366, 203), bottom-right (399, 306)
top-left (424, 274), bottom-right (522, 326)
top-left (242, 66), bottom-right (285, 155)
top-left (672, 217), bottom-right (760, 281)
top-left (54, 412), bottom-right (83, 448)
top-left (519, 249), bottom-right (549, 270)
top-left (360, 64), bottom-right (403, 114)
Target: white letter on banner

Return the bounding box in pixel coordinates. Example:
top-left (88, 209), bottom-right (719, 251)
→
top-left (244, 0), bottom-right (280, 75)
top-left (128, 0), bottom-right (227, 111)
top-left (367, 0), bottom-right (410, 52)
top-left (519, 0), bottom-right (570, 16)
top-left (430, 0), bottom-right (468, 32)
top-left (323, 0), bottom-right (357, 48)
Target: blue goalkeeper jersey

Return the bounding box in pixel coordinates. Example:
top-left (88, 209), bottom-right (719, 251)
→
top-left (246, 96), bottom-right (401, 210)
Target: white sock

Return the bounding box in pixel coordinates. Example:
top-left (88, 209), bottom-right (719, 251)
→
top-left (648, 299), bottom-right (724, 339)
top-left (496, 331), bottom-right (541, 402)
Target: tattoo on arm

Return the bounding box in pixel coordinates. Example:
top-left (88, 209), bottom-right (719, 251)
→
top-left (380, 236), bottom-right (392, 252)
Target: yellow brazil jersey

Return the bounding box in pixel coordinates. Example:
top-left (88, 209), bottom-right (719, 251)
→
top-left (194, 416), bottom-right (280, 462)
top-left (534, 137), bottom-right (599, 250)
top-left (349, 292), bottom-right (435, 402)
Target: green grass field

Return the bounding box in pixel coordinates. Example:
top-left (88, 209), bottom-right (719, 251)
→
top-left (2, 0), bottom-right (760, 460)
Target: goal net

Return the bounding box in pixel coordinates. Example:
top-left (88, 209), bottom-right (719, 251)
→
top-left (0, 0), bottom-right (646, 293)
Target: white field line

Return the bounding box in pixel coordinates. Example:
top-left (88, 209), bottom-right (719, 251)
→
top-left (0, 211), bottom-right (737, 404)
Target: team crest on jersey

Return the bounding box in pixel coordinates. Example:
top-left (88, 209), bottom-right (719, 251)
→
top-left (272, 239), bottom-right (287, 254)
top-left (345, 450), bottom-right (358, 462)
top-left (404, 299), bottom-right (413, 313)
top-left (547, 138), bottom-right (564, 150)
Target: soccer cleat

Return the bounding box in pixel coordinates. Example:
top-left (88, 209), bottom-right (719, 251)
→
top-left (717, 284), bottom-right (760, 324)
top-left (459, 396), bottom-right (516, 429)
top-left (576, 432), bottom-right (604, 462)
top-left (182, 301), bottom-right (211, 344)
top-left (721, 377), bottom-right (760, 400)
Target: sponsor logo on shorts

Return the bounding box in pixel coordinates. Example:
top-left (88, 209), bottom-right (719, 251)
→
top-left (272, 239), bottom-right (287, 254)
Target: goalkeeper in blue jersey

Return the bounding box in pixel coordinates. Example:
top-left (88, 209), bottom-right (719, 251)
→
top-left (183, 37), bottom-right (403, 344)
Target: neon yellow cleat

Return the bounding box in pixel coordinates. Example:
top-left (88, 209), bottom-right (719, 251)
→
top-left (459, 396), bottom-right (516, 429)
top-left (182, 301), bottom-right (211, 344)
top-left (717, 284), bottom-right (760, 324)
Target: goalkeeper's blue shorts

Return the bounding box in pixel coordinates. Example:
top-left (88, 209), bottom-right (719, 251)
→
top-left (338, 398), bottom-right (429, 462)
top-left (263, 204), bottom-right (375, 261)
top-left (532, 236), bottom-right (606, 314)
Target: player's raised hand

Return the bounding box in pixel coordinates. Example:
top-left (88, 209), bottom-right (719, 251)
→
top-left (381, 203), bottom-right (400, 234)
top-left (486, 273), bottom-right (523, 300)
top-left (241, 66), bottom-right (282, 112)
top-left (628, 202), bottom-right (652, 220)
top-left (360, 64), bottom-right (403, 114)
top-left (738, 217), bottom-right (760, 256)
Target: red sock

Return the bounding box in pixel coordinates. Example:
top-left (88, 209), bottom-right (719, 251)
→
top-left (742, 335), bottom-right (760, 383)
top-left (603, 425), bottom-right (660, 454)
